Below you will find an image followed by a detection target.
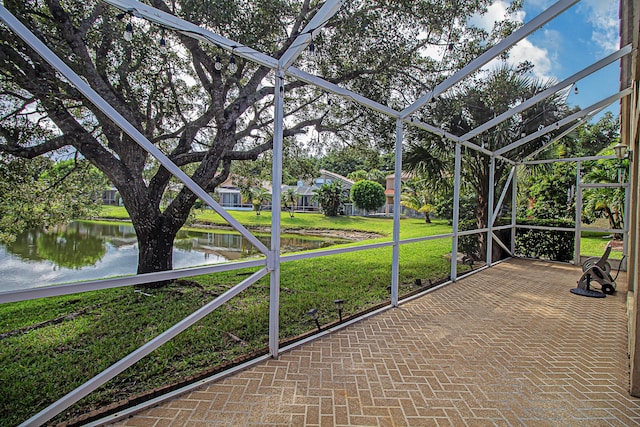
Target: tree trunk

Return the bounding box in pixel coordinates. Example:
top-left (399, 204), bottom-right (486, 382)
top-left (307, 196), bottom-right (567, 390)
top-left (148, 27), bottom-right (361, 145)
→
top-left (424, 213), bottom-right (431, 223)
top-left (476, 189), bottom-right (489, 260)
top-left (136, 223), bottom-right (178, 287)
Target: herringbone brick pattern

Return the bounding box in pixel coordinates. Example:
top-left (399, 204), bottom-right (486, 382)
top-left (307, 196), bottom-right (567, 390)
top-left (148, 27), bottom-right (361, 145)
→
top-left (108, 259), bottom-right (640, 426)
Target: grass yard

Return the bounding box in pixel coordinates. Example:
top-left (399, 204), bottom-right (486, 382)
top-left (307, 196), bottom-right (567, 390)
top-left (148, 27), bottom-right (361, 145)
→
top-left (581, 231), bottom-right (625, 259)
top-left (0, 207), bottom-right (625, 426)
top-left (0, 209), bottom-right (456, 426)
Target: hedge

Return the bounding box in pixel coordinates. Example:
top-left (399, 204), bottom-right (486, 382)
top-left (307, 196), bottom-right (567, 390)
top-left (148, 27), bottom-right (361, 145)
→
top-left (457, 218), bottom-right (574, 262)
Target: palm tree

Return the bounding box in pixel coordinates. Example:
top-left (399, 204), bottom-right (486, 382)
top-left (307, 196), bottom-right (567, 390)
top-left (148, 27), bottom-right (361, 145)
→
top-left (250, 187), bottom-right (271, 216)
top-left (400, 184), bottom-right (434, 223)
top-left (312, 181), bottom-right (345, 216)
top-left (404, 65), bottom-right (570, 259)
top-left (282, 188), bottom-right (299, 218)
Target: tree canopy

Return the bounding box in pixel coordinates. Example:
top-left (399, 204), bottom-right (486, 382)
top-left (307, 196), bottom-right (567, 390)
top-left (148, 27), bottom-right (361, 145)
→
top-left (350, 179), bottom-right (385, 213)
top-left (0, 0), bottom-right (520, 276)
top-left (0, 156), bottom-right (106, 243)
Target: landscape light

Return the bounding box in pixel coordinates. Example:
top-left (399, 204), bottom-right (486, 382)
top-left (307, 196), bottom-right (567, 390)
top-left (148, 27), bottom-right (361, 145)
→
top-left (307, 308), bottom-right (321, 331)
top-left (334, 299), bottom-right (344, 322)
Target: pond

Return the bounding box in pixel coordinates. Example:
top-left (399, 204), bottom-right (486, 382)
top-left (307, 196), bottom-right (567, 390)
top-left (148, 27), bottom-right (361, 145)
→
top-left (0, 221), bottom-right (343, 292)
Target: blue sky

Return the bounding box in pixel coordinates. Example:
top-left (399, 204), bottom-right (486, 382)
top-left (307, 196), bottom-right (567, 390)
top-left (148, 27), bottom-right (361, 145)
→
top-left (470, 0), bottom-right (621, 118)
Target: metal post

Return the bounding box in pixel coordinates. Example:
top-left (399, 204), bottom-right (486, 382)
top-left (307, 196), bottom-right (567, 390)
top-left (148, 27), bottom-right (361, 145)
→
top-left (487, 156), bottom-right (496, 266)
top-left (269, 70), bottom-right (285, 358)
top-left (574, 161), bottom-right (583, 265)
top-left (511, 165), bottom-right (518, 255)
top-left (624, 178), bottom-right (630, 271)
top-left (451, 142), bottom-right (462, 281)
top-left (391, 119), bottom-right (403, 307)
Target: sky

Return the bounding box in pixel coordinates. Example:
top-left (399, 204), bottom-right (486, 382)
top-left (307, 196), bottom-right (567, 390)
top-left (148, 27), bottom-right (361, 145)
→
top-left (468, 0), bottom-right (622, 119)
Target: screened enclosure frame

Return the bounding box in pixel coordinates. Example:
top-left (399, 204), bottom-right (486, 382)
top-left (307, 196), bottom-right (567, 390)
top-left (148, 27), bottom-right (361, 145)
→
top-left (0, 0), bottom-right (636, 425)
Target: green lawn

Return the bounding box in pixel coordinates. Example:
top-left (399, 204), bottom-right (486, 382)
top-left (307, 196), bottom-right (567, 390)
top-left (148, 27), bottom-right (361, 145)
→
top-left (580, 231), bottom-right (625, 260)
top-left (1, 209), bottom-right (456, 426)
top-left (101, 205), bottom-right (451, 238)
top-left (1, 208), bottom-right (623, 426)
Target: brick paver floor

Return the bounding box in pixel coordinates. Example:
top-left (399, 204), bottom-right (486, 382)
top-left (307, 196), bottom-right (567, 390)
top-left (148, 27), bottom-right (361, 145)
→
top-left (107, 258), bottom-right (640, 426)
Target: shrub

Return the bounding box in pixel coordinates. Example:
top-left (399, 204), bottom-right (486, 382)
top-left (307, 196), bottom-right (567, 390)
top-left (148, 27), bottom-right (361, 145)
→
top-left (312, 181), bottom-right (345, 216)
top-left (350, 180), bottom-right (386, 213)
top-left (457, 218), bottom-right (574, 263)
top-left (515, 218), bottom-right (575, 262)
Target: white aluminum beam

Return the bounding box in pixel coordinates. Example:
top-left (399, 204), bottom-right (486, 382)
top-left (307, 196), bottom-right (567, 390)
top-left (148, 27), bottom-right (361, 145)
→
top-left (102, 0), bottom-right (279, 68)
top-left (580, 182), bottom-right (630, 189)
top-left (522, 109), bottom-right (603, 162)
top-left (269, 70), bottom-right (285, 358)
top-left (398, 233), bottom-right (454, 245)
top-left (0, 259), bottom-right (266, 304)
top-left (406, 116), bottom-right (517, 164)
top-left (279, 0), bottom-right (345, 69)
top-left (460, 44), bottom-right (632, 143)
top-left (524, 154), bottom-right (617, 165)
top-left (404, 116), bottom-right (462, 143)
top-left (391, 119), bottom-right (403, 307)
top-left (516, 224), bottom-right (575, 232)
top-left (574, 160), bottom-right (583, 264)
top-left (491, 166), bottom-right (516, 225)
top-left (400, 0), bottom-right (581, 119)
top-left (494, 88), bottom-right (632, 157)
top-left (487, 157), bottom-right (496, 266)
top-left (451, 142), bottom-right (462, 281)
top-left (102, 0), bottom-right (402, 120)
top-left (510, 165), bottom-right (518, 255)
top-left (19, 268), bottom-right (269, 427)
top-left (492, 232), bottom-right (512, 256)
top-left (287, 67), bottom-right (401, 117)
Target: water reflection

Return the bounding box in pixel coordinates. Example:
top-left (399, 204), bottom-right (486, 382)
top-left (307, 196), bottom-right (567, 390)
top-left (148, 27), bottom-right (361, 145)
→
top-left (0, 221), bottom-right (341, 291)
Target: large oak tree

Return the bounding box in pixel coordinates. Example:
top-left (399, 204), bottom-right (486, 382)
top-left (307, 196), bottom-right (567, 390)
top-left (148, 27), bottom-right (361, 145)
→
top-left (0, 0), bottom-right (506, 277)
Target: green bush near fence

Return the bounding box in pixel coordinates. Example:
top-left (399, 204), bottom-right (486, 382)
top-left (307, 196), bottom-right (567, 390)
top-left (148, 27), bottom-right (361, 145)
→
top-left (457, 218), bottom-right (575, 262)
top-left (515, 218), bottom-right (575, 262)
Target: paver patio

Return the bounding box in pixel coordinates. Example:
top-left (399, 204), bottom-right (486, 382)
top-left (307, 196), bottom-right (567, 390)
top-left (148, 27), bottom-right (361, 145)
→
top-left (106, 258), bottom-right (640, 426)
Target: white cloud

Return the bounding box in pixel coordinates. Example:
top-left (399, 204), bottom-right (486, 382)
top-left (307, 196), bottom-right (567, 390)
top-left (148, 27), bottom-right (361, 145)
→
top-left (507, 39), bottom-right (553, 80)
top-left (469, 1), bottom-right (553, 81)
top-left (468, 1), bottom-right (525, 33)
top-left (579, 0), bottom-right (619, 53)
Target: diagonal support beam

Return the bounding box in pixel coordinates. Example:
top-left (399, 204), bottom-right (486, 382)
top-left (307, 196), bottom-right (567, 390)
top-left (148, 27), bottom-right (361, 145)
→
top-left (102, 0), bottom-right (402, 119)
top-left (522, 108), bottom-right (603, 161)
top-left (19, 267), bottom-right (269, 427)
top-left (494, 88), bottom-right (633, 157)
top-left (279, 0), bottom-right (345, 69)
top-left (459, 44), bottom-right (632, 143)
top-left (492, 232), bottom-right (513, 256)
top-left (491, 165), bottom-right (516, 226)
top-left (400, 0), bottom-right (581, 119)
